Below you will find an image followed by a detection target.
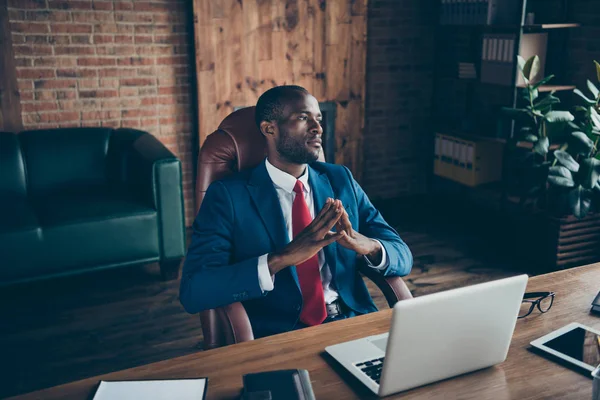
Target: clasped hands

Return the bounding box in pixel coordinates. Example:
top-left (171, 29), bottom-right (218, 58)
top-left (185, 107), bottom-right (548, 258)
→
top-left (267, 198), bottom-right (382, 275)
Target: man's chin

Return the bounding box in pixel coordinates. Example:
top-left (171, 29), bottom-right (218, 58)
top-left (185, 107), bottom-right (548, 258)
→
top-left (278, 147), bottom-right (320, 164)
top-left (306, 150), bottom-right (320, 163)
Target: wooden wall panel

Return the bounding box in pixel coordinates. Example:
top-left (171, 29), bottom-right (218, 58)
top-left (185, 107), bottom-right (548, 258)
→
top-left (0, 0), bottom-right (23, 132)
top-left (192, 0), bottom-right (368, 180)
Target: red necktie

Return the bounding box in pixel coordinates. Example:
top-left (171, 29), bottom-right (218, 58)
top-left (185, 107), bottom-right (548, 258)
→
top-left (292, 180), bottom-right (327, 326)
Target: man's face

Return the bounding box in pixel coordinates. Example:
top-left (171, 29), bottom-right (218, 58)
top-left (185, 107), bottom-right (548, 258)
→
top-left (274, 93), bottom-right (323, 164)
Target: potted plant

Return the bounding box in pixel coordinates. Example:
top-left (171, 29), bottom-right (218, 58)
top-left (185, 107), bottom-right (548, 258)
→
top-left (502, 58), bottom-right (600, 270)
top-left (547, 60), bottom-right (600, 218)
top-left (501, 56), bottom-right (574, 210)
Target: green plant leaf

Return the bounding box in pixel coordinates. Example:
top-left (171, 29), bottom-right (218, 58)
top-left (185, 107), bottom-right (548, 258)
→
top-left (501, 107), bottom-right (531, 122)
top-left (544, 111), bottom-right (574, 123)
top-left (579, 158), bottom-right (600, 189)
top-left (587, 80), bottom-right (600, 99)
top-left (554, 150), bottom-right (580, 172)
top-left (590, 108), bottom-right (600, 129)
top-left (548, 175), bottom-right (575, 187)
top-left (568, 185), bottom-right (592, 219)
top-left (549, 165), bottom-right (573, 179)
top-left (523, 134), bottom-right (539, 142)
top-left (574, 88), bottom-right (596, 105)
top-left (533, 136), bottom-right (549, 155)
top-left (532, 109), bottom-right (544, 118)
top-left (570, 131), bottom-right (594, 155)
top-left (568, 121), bottom-right (582, 130)
top-left (595, 60), bottom-right (600, 83)
top-left (517, 55), bottom-right (526, 72)
top-left (523, 55), bottom-right (541, 81)
top-left (530, 88), bottom-right (539, 101)
top-left (532, 74), bottom-right (555, 89)
top-left (534, 94), bottom-right (560, 108)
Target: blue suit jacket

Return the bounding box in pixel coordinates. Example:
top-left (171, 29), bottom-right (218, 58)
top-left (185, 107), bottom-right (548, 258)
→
top-left (180, 161), bottom-right (412, 338)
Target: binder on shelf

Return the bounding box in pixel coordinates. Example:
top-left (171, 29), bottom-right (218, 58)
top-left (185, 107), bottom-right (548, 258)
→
top-left (486, 0), bottom-right (520, 25)
top-left (440, 0), bottom-right (519, 26)
top-left (480, 33), bottom-right (517, 86)
top-left (458, 62), bottom-right (476, 79)
top-left (480, 31), bottom-right (548, 86)
top-left (433, 133), bottom-right (504, 187)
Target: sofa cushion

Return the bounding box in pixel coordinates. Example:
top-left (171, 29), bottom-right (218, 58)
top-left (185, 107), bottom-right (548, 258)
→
top-left (0, 198), bottom-right (43, 281)
top-left (20, 128), bottom-right (113, 196)
top-left (30, 188), bottom-right (160, 277)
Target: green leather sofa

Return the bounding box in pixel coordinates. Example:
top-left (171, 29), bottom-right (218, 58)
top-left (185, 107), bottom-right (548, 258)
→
top-left (0, 127), bottom-right (186, 285)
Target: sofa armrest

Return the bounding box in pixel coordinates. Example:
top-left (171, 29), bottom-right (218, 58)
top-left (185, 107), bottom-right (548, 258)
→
top-left (114, 128), bottom-right (186, 261)
top-left (200, 303), bottom-right (254, 350)
top-left (358, 262), bottom-right (413, 308)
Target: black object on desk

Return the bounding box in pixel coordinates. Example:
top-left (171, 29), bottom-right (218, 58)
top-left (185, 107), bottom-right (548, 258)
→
top-left (241, 369), bottom-right (316, 400)
top-left (592, 291), bottom-right (600, 314)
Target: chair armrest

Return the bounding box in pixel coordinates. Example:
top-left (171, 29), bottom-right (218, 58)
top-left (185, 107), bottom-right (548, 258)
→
top-left (200, 303), bottom-right (254, 350)
top-left (358, 262), bottom-right (413, 308)
top-left (111, 128), bottom-right (186, 260)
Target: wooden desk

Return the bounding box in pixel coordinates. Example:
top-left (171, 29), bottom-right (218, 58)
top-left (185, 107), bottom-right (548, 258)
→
top-left (10, 264), bottom-right (600, 400)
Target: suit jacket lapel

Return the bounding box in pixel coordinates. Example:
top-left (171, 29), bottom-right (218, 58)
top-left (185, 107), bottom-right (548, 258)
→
top-left (247, 161), bottom-right (289, 251)
top-left (247, 161), bottom-right (300, 290)
top-left (308, 164), bottom-right (338, 279)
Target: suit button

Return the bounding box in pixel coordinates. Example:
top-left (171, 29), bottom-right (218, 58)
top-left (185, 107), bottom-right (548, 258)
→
top-left (296, 305), bottom-right (301, 311)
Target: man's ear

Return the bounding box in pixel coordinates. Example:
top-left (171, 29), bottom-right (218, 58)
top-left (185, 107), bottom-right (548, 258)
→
top-left (260, 121), bottom-right (275, 137)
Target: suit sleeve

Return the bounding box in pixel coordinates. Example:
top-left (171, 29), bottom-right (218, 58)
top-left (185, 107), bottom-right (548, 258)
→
top-left (343, 166), bottom-right (413, 277)
top-left (179, 181), bottom-right (265, 314)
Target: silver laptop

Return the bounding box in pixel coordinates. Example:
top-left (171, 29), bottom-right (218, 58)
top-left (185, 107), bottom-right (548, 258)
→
top-left (325, 274), bottom-right (528, 397)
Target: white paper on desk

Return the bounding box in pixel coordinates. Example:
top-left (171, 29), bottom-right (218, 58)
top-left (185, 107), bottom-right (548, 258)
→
top-left (93, 379), bottom-right (207, 400)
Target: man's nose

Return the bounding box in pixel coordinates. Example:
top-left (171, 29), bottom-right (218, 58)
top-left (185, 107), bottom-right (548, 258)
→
top-left (310, 119), bottom-right (323, 135)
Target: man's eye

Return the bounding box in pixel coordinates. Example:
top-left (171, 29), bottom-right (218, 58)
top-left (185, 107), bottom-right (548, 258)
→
top-left (298, 115), bottom-right (307, 120)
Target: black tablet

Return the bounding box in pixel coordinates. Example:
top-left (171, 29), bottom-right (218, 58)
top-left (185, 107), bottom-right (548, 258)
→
top-left (530, 322), bottom-right (600, 373)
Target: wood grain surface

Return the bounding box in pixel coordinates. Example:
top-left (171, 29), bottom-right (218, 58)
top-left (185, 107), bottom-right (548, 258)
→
top-left (10, 264), bottom-right (600, 400)
top-left (192, 0), bottom-right (368, 180)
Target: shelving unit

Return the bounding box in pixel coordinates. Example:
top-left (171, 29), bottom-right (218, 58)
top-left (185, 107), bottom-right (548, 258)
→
top-left (523, 23), bottom-right (580, 32)
top-left (516, 84), bottom-right (576, 92)
top-left (431, 0), bottom-right (580, 190)
top-left (429, 1), bottom-right (594, 272)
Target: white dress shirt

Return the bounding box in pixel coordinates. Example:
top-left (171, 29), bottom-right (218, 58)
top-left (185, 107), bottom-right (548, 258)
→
top-left (257, 159), bottom-right (388, 304)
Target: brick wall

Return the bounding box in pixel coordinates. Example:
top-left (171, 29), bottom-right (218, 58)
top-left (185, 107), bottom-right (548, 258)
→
top-left (363, 0), bottom-right (437, 200)
top-left (7, 0), bottom-right (196, 225)
top-left (8, 0), bottom-right (595, 219)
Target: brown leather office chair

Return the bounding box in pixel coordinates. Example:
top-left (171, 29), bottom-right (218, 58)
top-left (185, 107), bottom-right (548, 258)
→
top-left (195, 106), bottom-right (413, 350)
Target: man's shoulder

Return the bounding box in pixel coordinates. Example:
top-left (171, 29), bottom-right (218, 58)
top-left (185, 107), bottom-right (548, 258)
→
top-left (208, 168), bottom-right (253, 191)
top-left (309, 161), bottom-right (352, 181)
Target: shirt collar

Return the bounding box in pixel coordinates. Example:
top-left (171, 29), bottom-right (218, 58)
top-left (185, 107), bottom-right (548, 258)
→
top-left (265, 158), bottom-right (310, 194)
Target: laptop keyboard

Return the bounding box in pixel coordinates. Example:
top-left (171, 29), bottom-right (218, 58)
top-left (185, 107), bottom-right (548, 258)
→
top-left (355, 357), bottom-right (385, 384)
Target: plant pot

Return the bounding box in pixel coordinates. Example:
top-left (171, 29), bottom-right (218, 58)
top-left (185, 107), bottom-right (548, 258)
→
top-left (512, 210), bottom-right (600, 272)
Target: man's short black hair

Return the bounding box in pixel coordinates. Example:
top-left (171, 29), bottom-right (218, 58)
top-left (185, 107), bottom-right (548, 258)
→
top-left (254, 85), bottom-right (309, 128)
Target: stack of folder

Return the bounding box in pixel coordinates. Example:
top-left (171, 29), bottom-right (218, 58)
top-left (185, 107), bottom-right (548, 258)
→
top-left (480, 34), bottom-right (516, 86)
top-left (434, 133), bottom-right (504, 187)
top-left (479, 32), bottom-right (548, 86)
top-left (458, 62), bottom-right (477, 79)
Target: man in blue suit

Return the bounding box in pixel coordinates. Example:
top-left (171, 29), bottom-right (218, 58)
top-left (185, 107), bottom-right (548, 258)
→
top-left (180, 85), bottom-right (412, 339)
